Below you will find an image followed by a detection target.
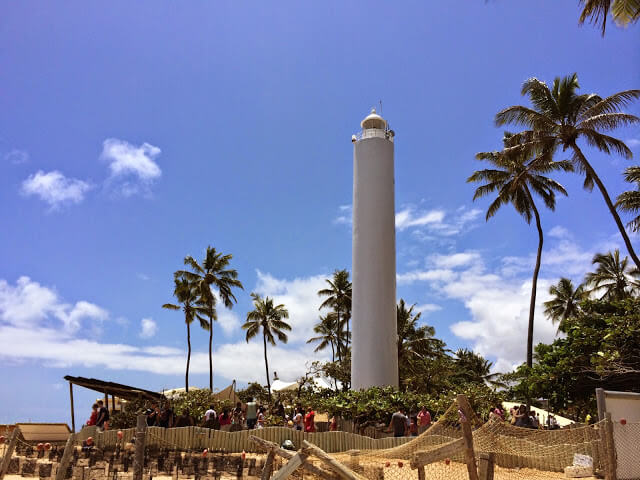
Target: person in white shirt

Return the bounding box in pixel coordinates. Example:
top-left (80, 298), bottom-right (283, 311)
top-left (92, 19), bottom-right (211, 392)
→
top-left (204, 405), bottom-right (217, 424)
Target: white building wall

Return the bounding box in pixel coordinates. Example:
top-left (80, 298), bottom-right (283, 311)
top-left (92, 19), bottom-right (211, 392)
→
top-left (351, 135), bottom-right (398, 389)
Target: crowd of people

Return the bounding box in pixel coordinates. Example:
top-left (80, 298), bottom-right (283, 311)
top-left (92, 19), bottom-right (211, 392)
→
top-left (84, 398), bottom-right (561, 435)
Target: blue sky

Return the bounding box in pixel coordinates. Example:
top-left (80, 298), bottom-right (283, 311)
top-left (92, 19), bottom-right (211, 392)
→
top-left (1, 1), bottom-right (639, 424)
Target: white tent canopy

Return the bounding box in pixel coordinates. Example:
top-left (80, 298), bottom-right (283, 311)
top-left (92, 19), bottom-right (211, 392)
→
top-left (271, 376), bottom-right (337, 393)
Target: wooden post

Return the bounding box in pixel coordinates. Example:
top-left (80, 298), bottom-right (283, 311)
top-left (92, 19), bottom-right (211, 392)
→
top-left (69, 382), bottom-right (76, 433)
top-left (55, 433), bottom-right (76, 480)
top-left (596, 388), bottom-right (606, 422)
top-left (261, 450), bottom-right (275, 480)
top-left (457, 395), bottom-right (479, 480)
top-left (249, 436), bottom-right (333, 480)
top-left (603, 412), bottom-right (617, 480)
top-left (133, 414), bottom-right (147, 480)
top-left (270, 452), bottom-right (309, 480)
top-left (478, 453), bottom-right (494, 480)
top-left (111, 395), bottom-right (115, 412)
top-left (0, 428), bottom-right (20, 480)
top-left (301, 440), bottom-right (362, 480)
top-left (416, 465), bottom-right (425, 480)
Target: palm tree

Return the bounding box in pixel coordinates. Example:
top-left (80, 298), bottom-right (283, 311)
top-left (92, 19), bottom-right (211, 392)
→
top-left (307, 314), bottom-right (339, 362)
top-left (543, 278), bottom-right (587, 332)
top-left (162, 278), bottom-right (208, 392)
top-left (579, 0), bottom-right (640, 34)
top-left (176, 246), bottom-right (243, 391)
top-left (396, 299), bottom-right (444, 387)
top-left (453, 349), bottom-right (503, 387)
top-left (242, 293), bottom-right (291, 402)
top-left (586, 249), bottom-right (637, 300)
top-left (468, 133), bottom-right (571, 369)
top-left (317, 269), bottom-right (352, 361)
top-left (616, 166), bottom-right (640, 233)
top-left (495, 73), bottom-right (640, 270)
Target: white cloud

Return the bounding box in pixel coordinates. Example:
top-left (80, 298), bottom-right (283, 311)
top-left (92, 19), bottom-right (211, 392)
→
top-left (0, 277), bottom-right (106, 333)
top-left (626, 138), bottom-right (640, 149)
top-left (137, 273), bottom-right (151, 281)
top-left (396, 208), bottom-right (445, 230)
top-left (217, 309), bottom-right (241, 337)
top-left (414, 303), bottom-right (442, 315)
top-left (397, 268), bottom-right (457, 285)
top-left (410, 233), bottom-right (624, 373)
top-left (548, 225), bottom-right (570, 239)
top-left (334, 205), bottom-right (352, 225)
top-left (253, 270), bottom-right (329, 344)
top-left (21, 170), bottom-right (92, 209)
top-left (100, 138), bottom-right (162, 197)
top-left (0, 275), bottom-right (326, 383)
top-left (4, 149), bottom-right (29, 164)
top-left (429, 252), bottom-right (481, 269)
top-left (140, 318), bottom-right (157, 338)
top-left (334, 204), bottom-right (481, 238)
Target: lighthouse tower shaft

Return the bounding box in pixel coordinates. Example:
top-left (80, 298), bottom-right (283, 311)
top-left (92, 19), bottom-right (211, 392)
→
top-left (351, 110), bottom-right (398, 390)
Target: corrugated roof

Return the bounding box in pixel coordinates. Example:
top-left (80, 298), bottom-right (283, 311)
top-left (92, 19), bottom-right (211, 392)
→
top-left (64, 375), bottom-right (165, 401)
top-left (16, 423), bottom-right (70, 442)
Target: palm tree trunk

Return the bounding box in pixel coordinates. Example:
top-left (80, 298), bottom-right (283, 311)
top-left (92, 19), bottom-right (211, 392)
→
top-left (525, 187), bottom-right (544, 371)
top-left (571, 142), bottom-right (640, 270)
top-left (336, 309), bottom-right (342, 363)
top-left (209, 313), bottom-right (214, 391)
top-left (263, 332), bottom-right (272, 403)
top-left (186, 322), bottom-right (191, 393)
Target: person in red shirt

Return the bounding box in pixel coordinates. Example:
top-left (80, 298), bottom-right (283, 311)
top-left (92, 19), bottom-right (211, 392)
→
top-left (86, 403), bottom-right (98, 426)
top-left (329, 414), bottom-right (338, 432)
top-left (303, 406), bottom-right (316, 433)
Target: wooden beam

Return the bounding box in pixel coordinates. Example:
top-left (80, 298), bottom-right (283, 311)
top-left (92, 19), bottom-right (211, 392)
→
top-left (69, 382), bottom-right (76, 433)
top-left (55, 433), bottom-right (76, 480)
top-left (457, 395), bottom-right (479, 480)
top-left (596, 388), bottom-right (606, 422)
top-left (603, 412), bottom-right (617, 480)
top-left (261, 450), bottom-right (275, 480)
top-left (133, 414), bottom-right (147, 480)
top-left (249, 436), bottom-right (334, 480)
top-left (270, 452), bottom-right (308, 480)
top-left (0, 428), bottom-right (19, 480)
top-left (410, 438), bottom-right (465, 468)
top-left (301, 440), bottom-right (363, 480)
top-left (478, 453), bottom-right (494, 480)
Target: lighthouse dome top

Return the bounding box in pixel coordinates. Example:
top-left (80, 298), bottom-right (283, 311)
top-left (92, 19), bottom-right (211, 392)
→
top-left (360, 108), bottom-right (387, 130)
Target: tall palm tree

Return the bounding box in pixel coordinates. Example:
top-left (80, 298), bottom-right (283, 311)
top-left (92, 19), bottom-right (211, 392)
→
top-left (396, 299), bottom-right (444, 387)
top-left (468, 133), bottom-right (571, 369)
top-left (616, 166), bottom-right (640, 233)
top-left (495, 74), bottom-right (640, 270)
top-left (543, 278), bottom-right (587, 332)
top-left (307, 314), bottom-right (339, 362)
top-left (586, 249), bottom-right (637, 300)
top-left (317, 269), bottom-right (352, 360)
top-left (162, 277), bottom-right (208, 392)
top-left (176, 246), bottom-right (243, 391)
top-left (579, 0), bottom-right (640, 34)
top-left (242, 293), bottom-right (291, 402)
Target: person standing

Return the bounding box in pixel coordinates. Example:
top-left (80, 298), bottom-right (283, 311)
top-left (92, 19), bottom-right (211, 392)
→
top-left (304, 405), bottom-right (316, 433)
top-left (95, 400), bottom-right (109, 431)
top-left (417, 406), bottom-right (431, 433)
top-left (246, 399), bottom-right (258, 429)
top-left (293, 407), bottom-right (303, 431)
top-left (388, 407), bottom-right (407, 438)
top-left (86, 403), bottom-right (98, 426)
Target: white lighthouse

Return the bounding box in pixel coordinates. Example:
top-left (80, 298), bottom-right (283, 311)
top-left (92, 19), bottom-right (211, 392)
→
top-left (351, 108), bottom-right (398, 389)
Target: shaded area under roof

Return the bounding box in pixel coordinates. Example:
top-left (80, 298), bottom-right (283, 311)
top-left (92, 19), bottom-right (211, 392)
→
top-left (64, 375), bottom-right (165, 401)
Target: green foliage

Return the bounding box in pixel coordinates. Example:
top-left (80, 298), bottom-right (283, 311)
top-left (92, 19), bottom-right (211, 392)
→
top-left (298, 384), bottom-right (503, 425)
top-left (108, 398), bottom-right (148, 430)
top-left (237, 382), bottom-right (269, 404)
top-left (171, 389), bottom-right (234, 420)
top-left (503, 296), bottom-right (640, 420)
